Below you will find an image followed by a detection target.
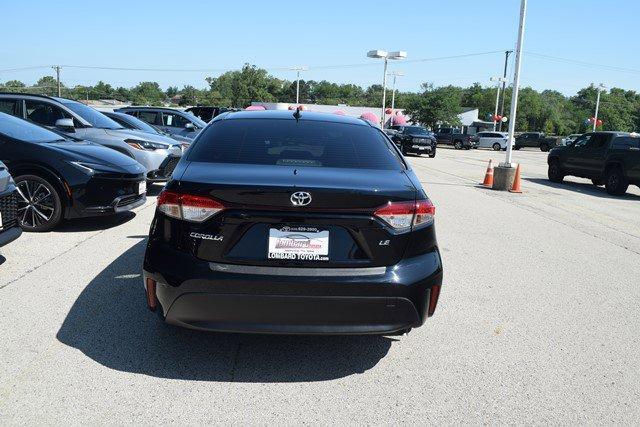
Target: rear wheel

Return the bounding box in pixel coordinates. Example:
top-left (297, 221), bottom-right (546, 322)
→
top-left (15, 175), bottom-right (63, 232)
top-left (540, 144), bottom-right (550, 152)
top-left (514, 145), bottom-right (521, 150)
top-left (547, 160), bottom-right (564, 183)
top-left (492, 143), bottom-right (502, 151)
top-left (605, 167), bottom-right (629, 195)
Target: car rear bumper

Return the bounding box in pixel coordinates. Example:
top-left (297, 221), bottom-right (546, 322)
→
top-left (143, 246), bottom-right (443, 334)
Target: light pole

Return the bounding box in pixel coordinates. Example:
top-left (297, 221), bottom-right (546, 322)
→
top-left (490, 76), bottom-right (507, 131)
top-left (593, 83), bottom-right (606, 131)
top-left (291, 66), bottom-right (308, 104)
top-left (367, 50), bottom-right (407, 127)
top-left (389, 71), bottom-right (404, 113)
top-left (504, 0), bottom-right (527, 167)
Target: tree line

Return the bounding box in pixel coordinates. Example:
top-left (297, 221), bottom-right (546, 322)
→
top-left (2, 64), bottom-right (639, 134)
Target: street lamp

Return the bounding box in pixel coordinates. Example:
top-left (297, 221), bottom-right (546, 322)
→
top-left (388, 71), bottom-right (404, 115)
top-left (291, 66), bottom-right (308, 104)
top-left (367, 50), bottom-right (407, 127)
top-left (593, 83), bottom-right (606, 131)
top-left (490, 76), bottom-right (507, 131)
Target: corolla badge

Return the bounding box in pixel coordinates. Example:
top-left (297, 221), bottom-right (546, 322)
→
top-left (290, 191), bottom-right (312, 207)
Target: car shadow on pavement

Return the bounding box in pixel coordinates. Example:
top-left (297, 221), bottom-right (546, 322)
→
top-left (524, 178), bottom-right (640, 200)
top-left (55, 211), bottom-right (137, 233)
top-left (56, 240), bottom-right (393, 383)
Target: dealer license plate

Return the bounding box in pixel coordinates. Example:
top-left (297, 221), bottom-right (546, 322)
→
top-left (268, 226), bottom-right (329, 262)
top-left (138, 181), bottom-right (147, 195)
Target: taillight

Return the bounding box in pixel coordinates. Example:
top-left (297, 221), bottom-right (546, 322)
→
top-left (157, 190), bottom-right (225, 222)
top-left (374, 199), bottom-right (435, 231)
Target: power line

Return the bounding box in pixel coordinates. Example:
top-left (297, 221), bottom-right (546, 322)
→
top-left (0, 50), bottom-right (507, 76)
top-left (526, 52), bottom-right (640, 75)
top-left (0, 65), bottom-right (50, 72)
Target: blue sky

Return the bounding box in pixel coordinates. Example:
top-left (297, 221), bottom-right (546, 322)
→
top-left (2, 0), bottom-right (639, 95)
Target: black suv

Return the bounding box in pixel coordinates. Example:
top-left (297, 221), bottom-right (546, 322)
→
top-left (143, 110), bottom-right (443, 335)
top-left (387, 125), bottom-right (437, 157)
top-left (547, 131), bottom-right (640, 195)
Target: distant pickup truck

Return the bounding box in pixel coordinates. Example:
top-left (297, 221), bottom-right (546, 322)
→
top-left (514, 132), bottom-right (560, 152)
top-left (547, 131), bottom-right (640, 195)
top-left (387, 125), bottom-right (437, 157)
top-left (433, 128), bottom-right (476, 150)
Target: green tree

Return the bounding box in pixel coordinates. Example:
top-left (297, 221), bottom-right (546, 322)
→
top-left (403, 83), bottom-right (462, 129)
top-left (129, 82), bottom-right (165, 105)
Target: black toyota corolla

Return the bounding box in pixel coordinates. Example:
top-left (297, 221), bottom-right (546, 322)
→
top-left (0, 113), bottom-right (147, 231)
top-left (143, 110), bottom-right (443, 335)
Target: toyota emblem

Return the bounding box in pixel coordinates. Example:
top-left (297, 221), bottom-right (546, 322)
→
top-left (290, 191), bottom-right (312, 207)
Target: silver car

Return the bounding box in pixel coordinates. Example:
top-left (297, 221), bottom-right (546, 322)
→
top-left (0, 94), bottom-right (182, 182)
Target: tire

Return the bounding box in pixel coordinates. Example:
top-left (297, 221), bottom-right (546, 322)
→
top-left (547, 160), bottom-right (564, 183)
top-left (540, 144), bottom-right (550, 152)
top-left (514, 146), bottom-right (521, 150)
top-left (591, 178), bottom-right (604, 186)
top-left (604, 167), bottom-right (629, 195)
top-left (428, 151), bottom-right (436, 158)
top-left (492, 143), bottom-right (502, 151)
top-left (401, 145), bottom-right (408, 155)
top-left (15, 174), bottom-right (63, 232)
top-left (454, 140), bottom-right (463, 150)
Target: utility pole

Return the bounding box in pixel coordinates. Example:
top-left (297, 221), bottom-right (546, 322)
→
top-left (52, 65), bottom-right (61, 97)
top-left (593, 83), bottom-right (606, 131)
top-left (498, 50), bottom-right (512, 131)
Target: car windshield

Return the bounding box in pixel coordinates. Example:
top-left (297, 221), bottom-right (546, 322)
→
top-left (404, 126), bottom-right (429, 134)
top-left (60, 100), bottom-right (124, 129)
top-left (0, 112), bottom-right (66, 143)
top-left (188, 119), bottom-right (403, 170)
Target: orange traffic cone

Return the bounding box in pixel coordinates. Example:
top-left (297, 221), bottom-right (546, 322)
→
top-left (480, 159), bottom-right (494, 187)
top-left (509, 163), bottom-right (522, 193)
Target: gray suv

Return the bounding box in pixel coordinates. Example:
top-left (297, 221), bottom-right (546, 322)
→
top-left (0, 94), bottom-right (182, 181)
top-left (116, 106), bottom-right (206, 140)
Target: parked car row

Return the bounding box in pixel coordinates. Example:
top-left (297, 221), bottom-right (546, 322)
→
top-left (0, 93), bottom-right (212, 238)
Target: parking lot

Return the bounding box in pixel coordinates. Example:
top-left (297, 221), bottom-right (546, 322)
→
top-left (1, 147), bottom-right (639, 424)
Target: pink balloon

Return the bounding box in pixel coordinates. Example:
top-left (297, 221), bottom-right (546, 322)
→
top-left (360, 112), bottom-right (379, 123)
top-left (245, 105), bottom-right (266, 111)
top-left (288, 105), bottom-right (296, 110)
top-left (334, 110), bottom-right (346, 115)
top-left (392, 115), bottom-right (407, 125)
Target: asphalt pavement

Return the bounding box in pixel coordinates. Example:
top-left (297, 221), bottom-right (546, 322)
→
top-left (1, 147), bottom-right (639, 424)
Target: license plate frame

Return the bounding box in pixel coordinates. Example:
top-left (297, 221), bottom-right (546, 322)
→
top-left (267, 226), bottom-right (329, 262)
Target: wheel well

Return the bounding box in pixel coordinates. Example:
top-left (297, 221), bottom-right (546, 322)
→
top-left (604, 162), bottom-right (623, 174)
top-left (10, 164), bottom-right (70, 207)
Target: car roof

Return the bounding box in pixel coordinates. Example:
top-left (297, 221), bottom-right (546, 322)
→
top-left (215, 109), bottom-right (372, 126)
top-left (118, 106), bottom-right (184, 112)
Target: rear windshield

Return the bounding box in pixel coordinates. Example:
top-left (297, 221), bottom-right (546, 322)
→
top-left (187, 119), bottom-right (403, 170)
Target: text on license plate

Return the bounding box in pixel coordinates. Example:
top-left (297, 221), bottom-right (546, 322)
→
top-left (268, 226), bottom-right (329, 261)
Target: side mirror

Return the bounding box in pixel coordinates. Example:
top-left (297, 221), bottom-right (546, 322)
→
top-left (55, 118), bottom-right (75, 132)
top-left (184, 122), bottom-right (195, 130)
